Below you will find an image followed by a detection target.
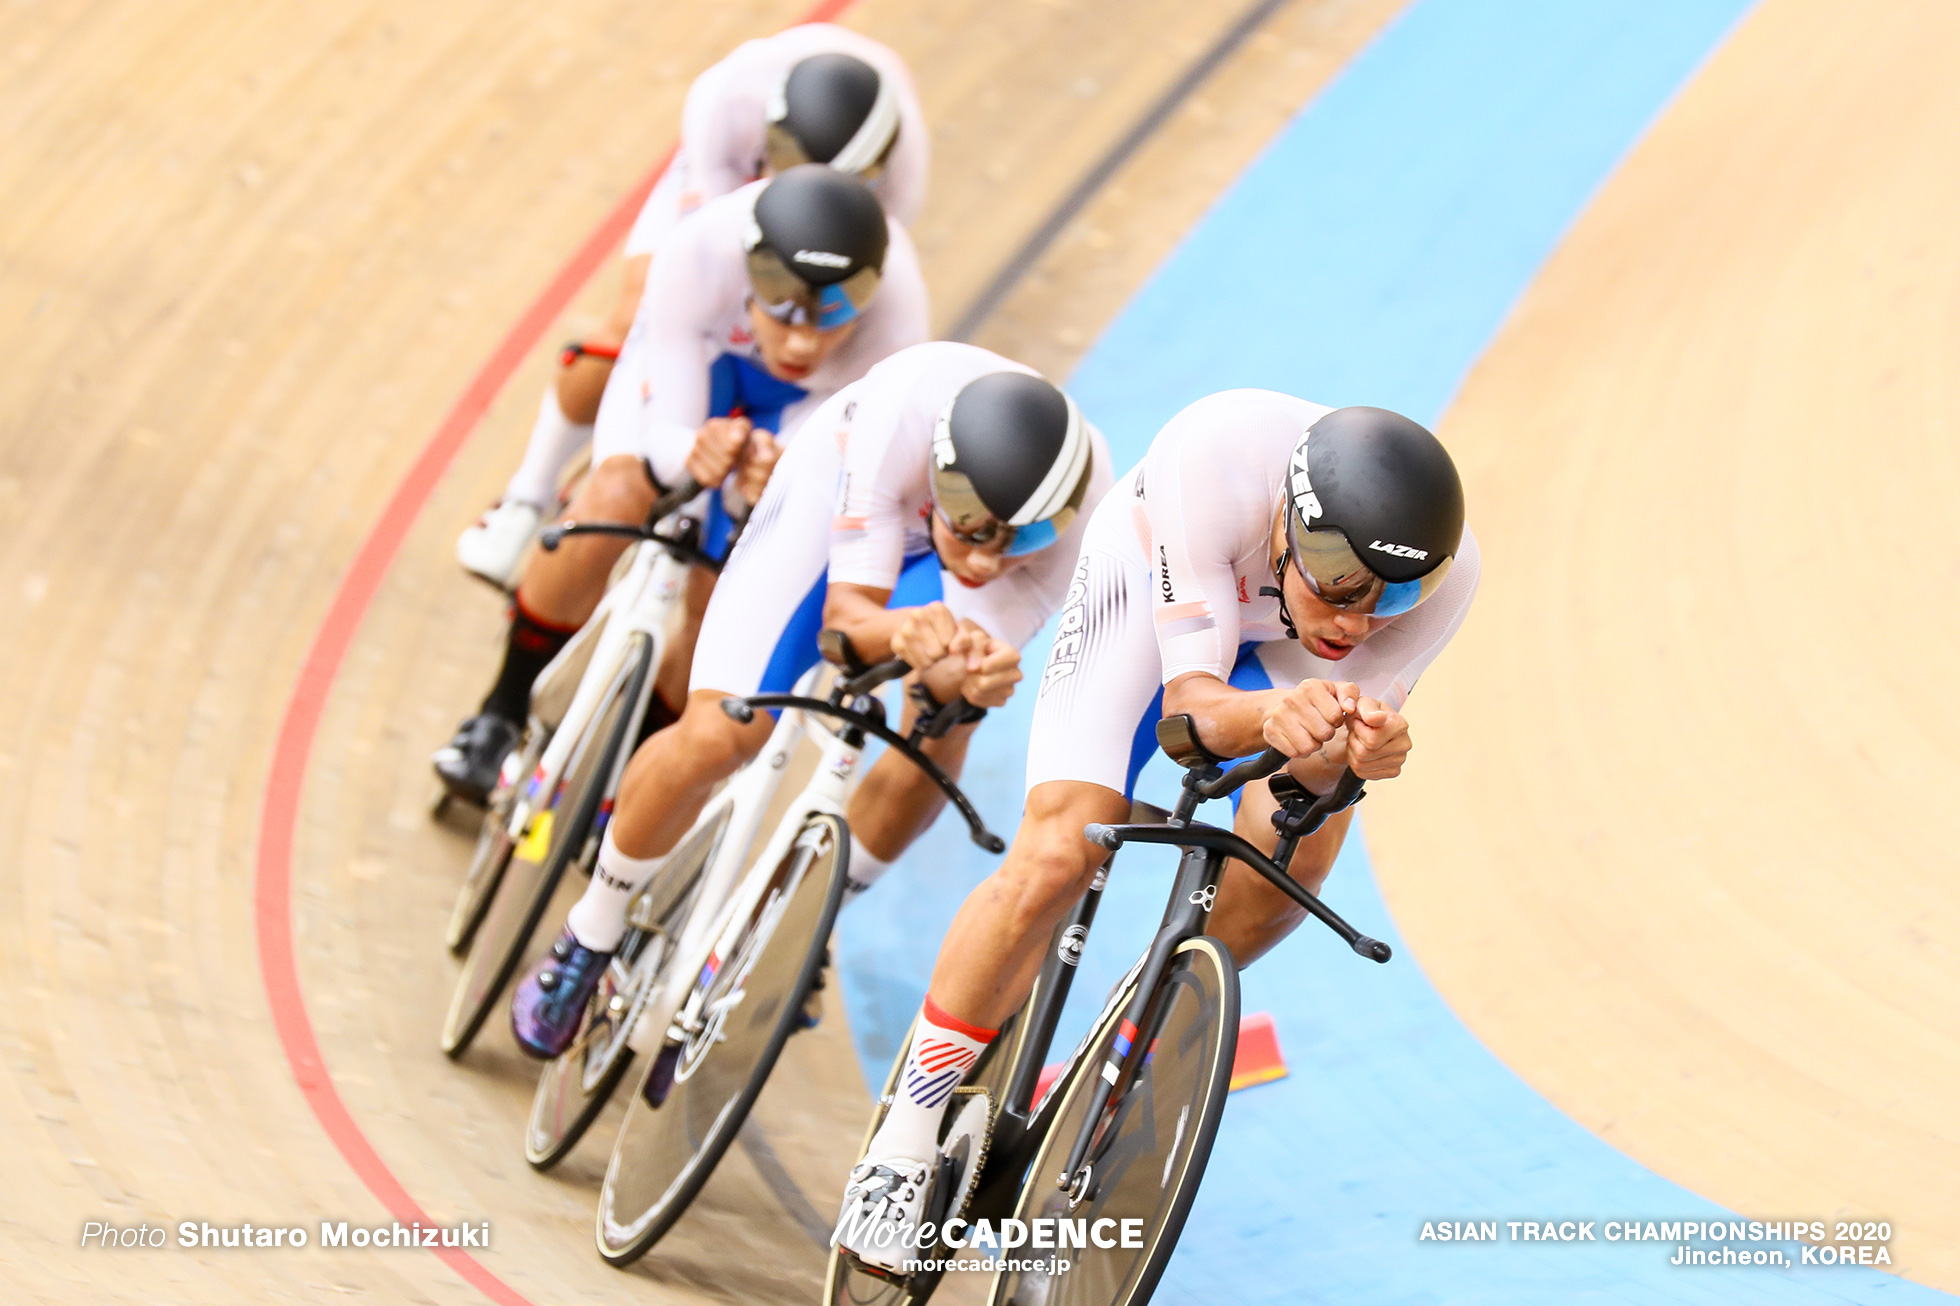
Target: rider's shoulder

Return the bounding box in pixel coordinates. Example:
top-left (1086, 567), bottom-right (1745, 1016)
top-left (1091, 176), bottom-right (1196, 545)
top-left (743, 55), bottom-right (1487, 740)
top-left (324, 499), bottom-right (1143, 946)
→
top-left (1153, 389), bottom-right (1333, 458)
top-left (862, 340), bottom-right (1033, 394)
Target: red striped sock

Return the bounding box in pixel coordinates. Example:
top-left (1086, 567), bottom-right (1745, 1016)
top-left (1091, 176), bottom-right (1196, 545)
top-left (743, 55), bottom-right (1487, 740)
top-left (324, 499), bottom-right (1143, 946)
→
top-left (869, 996), bottom-right (995, 1164)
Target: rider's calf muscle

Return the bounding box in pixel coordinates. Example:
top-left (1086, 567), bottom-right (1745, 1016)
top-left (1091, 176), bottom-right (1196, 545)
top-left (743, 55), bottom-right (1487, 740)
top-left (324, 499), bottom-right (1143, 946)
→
top-left (609, 687), bottom-right (772, 859)
top-left (927, 781), bottom-right (1130, 1030)
top-left (554, 254), bottom-right (649, 423)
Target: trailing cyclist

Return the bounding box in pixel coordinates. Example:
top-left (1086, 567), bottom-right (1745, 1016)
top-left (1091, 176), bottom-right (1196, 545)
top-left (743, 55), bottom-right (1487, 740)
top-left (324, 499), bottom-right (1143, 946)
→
top-left (432, 164), bottom-right (928, 803)
top-left (832, 391), bottom-right (1481, 1270)
top-left (507, 340), bottom-right (1114, 1059)
top-left (457, 25), bottom-right (928, 586)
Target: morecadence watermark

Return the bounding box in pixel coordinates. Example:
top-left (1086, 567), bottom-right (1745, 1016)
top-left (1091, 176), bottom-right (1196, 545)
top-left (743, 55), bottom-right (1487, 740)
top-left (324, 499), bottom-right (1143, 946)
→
top-left (835, 1212), bottom-right (1143, 1272)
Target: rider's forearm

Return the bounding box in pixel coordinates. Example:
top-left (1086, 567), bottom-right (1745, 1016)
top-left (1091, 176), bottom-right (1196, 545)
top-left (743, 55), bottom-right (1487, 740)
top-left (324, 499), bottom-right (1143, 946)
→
top-left (1162, 672), bottom-right (1286, 758)
top-left (821, 583), bottom-right (903, 662)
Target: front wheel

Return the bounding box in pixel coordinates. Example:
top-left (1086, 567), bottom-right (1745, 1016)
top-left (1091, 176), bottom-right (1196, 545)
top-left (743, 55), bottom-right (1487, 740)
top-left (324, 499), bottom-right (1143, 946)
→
top-left (990, 937), bottom-right (1239, 1306)
top-left (523, 803), bottom-right (724, 1169)
top-left (594, 812), bottom-right (850, 1266)
top-left (445, 726), bottom-right (547, 955)
top-left (439, 633), bottom-right (652, 1058)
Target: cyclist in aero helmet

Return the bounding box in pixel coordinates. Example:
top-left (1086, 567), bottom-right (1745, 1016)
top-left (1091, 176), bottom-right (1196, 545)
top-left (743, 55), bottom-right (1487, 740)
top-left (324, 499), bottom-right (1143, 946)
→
top-left (1276, 404), bottom-right (1464, 629)
top-left (744, 161), bottom-right (889, 331)
top-left (433, 165), bottom-right (927, 804)
top-left (833, 390), bottom-right (1479, 1272)
top-left (458, 27), bottom-right (928, 587)
top-left (507, 341), bottom-right (1111, 1061)
top-left (930, 371), bottom-right (1096, 557)
top-left (765, 52), bottom-right (903, 178)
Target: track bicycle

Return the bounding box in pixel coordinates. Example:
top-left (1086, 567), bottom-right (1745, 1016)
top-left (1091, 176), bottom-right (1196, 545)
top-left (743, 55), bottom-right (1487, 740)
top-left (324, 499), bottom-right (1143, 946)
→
top-left (438, 477), bottom-right (716, 1057)
top-left (560, 633), bottom-right (1005, 1268)
top-left (826, 716), bottom-right (1387, 1306)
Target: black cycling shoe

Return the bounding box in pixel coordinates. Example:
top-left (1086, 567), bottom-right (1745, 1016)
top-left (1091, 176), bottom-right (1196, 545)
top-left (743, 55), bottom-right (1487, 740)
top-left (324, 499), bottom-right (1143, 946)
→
top-left (431, 712), bottom-right (521, 805)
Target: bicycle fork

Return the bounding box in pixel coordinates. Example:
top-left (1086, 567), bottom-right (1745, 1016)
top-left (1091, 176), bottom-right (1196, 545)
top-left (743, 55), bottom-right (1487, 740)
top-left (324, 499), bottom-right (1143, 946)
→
top-left (633, 710), bottom-right (856, 1068)
top-left (1054, 843), bottom-right (1221, 1202)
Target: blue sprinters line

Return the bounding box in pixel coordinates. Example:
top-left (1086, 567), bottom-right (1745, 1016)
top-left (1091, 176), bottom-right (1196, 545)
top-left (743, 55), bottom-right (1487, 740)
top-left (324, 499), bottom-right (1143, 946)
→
top-left (838, 0), bottom-right (1952, 1300)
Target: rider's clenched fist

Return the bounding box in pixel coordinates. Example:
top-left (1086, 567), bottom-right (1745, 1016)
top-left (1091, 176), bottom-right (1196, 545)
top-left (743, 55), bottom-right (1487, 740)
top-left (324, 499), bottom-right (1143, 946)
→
top-left (1261, 678), bottom-right (1357, 758)
top-left (1343, 697), bottom-right (1411, 781)
top-left (685, 415), bottom-right (753, 488)
top-left (891, 602), bottom-right (961, 674)
top-left (949, 624), bottom-right (1021, 709)
top-left (731, 429), bottom-right (782, 508)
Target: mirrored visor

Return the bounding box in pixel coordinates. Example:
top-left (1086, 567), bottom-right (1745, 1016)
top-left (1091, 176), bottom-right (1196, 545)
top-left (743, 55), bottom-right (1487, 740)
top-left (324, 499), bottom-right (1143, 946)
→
top-left (745, 246), bottom-right (881, 330)
top-left (1285, 518), bottom-right (1452, 619)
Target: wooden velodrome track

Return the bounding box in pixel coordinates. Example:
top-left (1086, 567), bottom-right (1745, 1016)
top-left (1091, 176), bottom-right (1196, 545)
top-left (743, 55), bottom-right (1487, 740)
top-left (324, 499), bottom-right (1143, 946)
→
top-left (1371, 0), bottom-right (1960, 1290)
top-left (3, 2), bottom-right (1955, 1305)
top-left (0, 0), bottom-right (1403, 1301)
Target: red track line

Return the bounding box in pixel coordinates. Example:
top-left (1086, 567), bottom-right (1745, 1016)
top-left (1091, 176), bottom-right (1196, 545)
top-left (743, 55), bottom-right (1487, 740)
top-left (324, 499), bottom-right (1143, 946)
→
top-left (251, 5), bottom-right (852, 1303)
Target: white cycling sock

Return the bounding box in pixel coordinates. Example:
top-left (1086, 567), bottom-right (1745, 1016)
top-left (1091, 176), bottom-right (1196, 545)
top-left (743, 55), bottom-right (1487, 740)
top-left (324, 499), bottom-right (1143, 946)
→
top-left (565, 825), bottom-right (663, 953)
top-left (842, 849), bottom-right (892, 903)
top-left (866, 997), bottom-right (994, 1164)
top-left (502, 389), bottom-right (592, 510)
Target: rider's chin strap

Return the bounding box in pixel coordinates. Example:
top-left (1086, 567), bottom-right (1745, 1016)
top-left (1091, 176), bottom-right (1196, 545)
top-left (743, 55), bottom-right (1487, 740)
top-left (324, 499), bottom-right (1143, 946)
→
top-left (1260, 550), bottom-right (1301, 642)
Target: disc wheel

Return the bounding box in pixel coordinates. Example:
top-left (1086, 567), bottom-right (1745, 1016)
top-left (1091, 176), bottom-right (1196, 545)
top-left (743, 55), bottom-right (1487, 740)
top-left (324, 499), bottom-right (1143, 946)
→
top-left (439, 633), bottom-right (652, 1058)
top-left (523, 804), bottom-right (724, 1169)
top-left (444, 726), bottom-right (547, 955)
top-left (824, 987), bottom-right (1040, 1306)
top-left (594, 813), bottom-right (849, 1266)
top-left (989, 937), bottom-right (1239, 1306)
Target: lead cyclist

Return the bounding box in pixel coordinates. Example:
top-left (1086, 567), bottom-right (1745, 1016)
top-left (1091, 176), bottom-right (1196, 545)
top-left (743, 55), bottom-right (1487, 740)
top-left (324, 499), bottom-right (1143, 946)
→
top-left (834, 393), bottom-right (1482, 1270)
top-left (507, 340), bottom-right (1115, 1059)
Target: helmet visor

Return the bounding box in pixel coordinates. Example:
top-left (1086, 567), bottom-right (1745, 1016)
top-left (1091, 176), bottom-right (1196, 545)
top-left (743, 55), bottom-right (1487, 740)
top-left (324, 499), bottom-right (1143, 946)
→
top-left (744, 245), bottom-right (881, 330)
top-left (1285, 517), bottom-right (1452, 619)
top-left (930, 460), bottom-right (1090, 558)
top-left (763, 120), bottom-right (894, 182)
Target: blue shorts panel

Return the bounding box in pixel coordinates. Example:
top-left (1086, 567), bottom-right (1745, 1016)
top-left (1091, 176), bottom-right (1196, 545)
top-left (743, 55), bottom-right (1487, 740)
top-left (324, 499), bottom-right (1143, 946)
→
top-left (756, 551), bottom-right (944, 697)
top-left (1120, 642), bottom-right (1276, 806)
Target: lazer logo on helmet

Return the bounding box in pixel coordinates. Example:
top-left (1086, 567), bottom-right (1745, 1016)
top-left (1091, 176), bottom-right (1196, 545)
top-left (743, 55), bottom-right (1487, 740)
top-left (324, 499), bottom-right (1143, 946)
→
top-left (1368, 540), bottom-right (1428, 560)
top-left (1289, 440), bottom-right (1322, 523)
top-left (793, 248), bottom-right (851, 268)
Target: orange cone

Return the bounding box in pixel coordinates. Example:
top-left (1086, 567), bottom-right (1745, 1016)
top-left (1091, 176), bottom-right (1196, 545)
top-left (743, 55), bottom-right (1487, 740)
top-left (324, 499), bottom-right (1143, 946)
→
top-left (1228, 1012), bottom-right (1288, 1092)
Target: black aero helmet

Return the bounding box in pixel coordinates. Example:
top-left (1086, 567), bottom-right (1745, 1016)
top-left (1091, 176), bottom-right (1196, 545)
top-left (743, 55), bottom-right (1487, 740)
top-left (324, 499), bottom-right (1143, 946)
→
top-left (1282, 406), bottom-right (1464, 618)
top-left (930, 371), bottom-right (1095, 558)
top-left (765, 52), bottom-right (901, 179)
top-left (744, 164), bottom-right (889, 329)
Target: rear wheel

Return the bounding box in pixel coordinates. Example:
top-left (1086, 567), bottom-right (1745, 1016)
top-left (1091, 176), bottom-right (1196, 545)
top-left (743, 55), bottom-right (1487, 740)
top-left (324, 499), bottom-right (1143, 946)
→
top-left (594, 813), bottom-right (850, 1265)
top-left (439, 633), bottom-right (653, 1058)
top-left (990, 938), bottom-right (1238, 1306)
top-left (523, 803), bottom-right (725, 1169)
top-left (445, 726), bottom-right (547, 955)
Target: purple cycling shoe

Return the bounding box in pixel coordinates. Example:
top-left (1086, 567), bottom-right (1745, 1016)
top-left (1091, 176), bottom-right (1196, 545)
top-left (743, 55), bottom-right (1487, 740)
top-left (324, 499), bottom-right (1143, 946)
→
top-left (510, 929), bottom-right (613, 1059)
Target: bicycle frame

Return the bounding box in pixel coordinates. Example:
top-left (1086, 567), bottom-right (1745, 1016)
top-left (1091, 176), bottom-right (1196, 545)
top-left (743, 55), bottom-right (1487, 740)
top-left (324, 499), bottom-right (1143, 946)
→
top-left (634, 689), bottom-right (863, 1066)
top-left (964, 743), bottom-right (1384, 1215)
top-left (498, 535), bottom-right (690, 848)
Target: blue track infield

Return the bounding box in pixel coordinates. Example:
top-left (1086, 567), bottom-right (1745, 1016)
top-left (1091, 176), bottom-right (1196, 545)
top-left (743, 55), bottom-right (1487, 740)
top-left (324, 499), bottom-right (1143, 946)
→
top-left (835, 0), bottom-right (1949, 1300)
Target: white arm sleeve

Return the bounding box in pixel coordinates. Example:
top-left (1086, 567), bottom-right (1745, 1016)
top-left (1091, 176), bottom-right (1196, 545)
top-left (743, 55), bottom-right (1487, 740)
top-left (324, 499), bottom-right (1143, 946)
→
top-left (1139, 420), bottom-right (1263, 683)
top-left (825, 378), bottom-right (919, 592)
top-left (633, 222), bottom-right (725, 488)
top-left (677, 52), bottom-right (760, 210)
